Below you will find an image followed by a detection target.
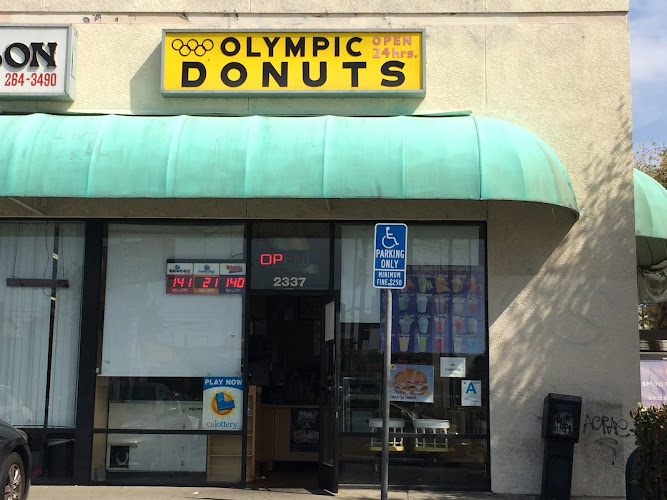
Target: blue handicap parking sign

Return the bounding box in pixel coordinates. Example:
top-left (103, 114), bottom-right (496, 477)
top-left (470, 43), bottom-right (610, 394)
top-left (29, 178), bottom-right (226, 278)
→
top-left (373, 223), bottom-right (407, 289)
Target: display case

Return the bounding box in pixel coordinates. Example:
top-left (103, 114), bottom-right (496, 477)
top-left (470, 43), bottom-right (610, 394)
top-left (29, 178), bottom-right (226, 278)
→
top-left (342, 377), bottom-right (381, 432)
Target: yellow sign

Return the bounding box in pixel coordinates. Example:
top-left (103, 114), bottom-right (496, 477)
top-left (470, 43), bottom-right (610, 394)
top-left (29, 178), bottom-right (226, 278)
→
top-left (161, 30), bottom-right (424, 95)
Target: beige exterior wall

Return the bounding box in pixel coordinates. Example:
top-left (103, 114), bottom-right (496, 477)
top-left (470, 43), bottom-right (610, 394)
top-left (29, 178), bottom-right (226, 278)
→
top-left (0, 3), bottom-right (636, 497)
top-left (484, 19), bottom-right (637, 496)
top-left (0, 1), bottom-right (629, 13)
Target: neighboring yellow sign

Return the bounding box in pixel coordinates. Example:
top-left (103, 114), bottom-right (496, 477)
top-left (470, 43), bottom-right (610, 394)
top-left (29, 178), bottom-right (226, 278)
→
top-left (161, 30), bottom-right (424, 95)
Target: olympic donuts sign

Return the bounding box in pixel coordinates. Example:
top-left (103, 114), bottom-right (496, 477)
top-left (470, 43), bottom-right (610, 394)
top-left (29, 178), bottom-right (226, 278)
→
top-left (161, 30), bottom-right (424, 96)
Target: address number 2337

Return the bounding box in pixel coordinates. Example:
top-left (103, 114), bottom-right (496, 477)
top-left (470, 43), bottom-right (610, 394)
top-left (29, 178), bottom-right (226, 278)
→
top-left (273, 277), bottom-right (306, 287)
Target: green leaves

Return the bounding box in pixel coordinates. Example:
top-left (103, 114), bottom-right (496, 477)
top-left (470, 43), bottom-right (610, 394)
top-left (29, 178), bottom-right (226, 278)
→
top-left (630, 403), bottom-right (667, 499)
top-left (635, 142), bottom-right (667, 189)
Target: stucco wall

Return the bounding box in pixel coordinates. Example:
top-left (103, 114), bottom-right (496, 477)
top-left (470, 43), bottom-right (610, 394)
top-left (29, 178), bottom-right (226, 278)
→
top-left (0, 1), bottom-right (629, 13)
top-left (0, 6), bottom-right (637, 497)
top-left (483, 20), bottom-right (636, 496)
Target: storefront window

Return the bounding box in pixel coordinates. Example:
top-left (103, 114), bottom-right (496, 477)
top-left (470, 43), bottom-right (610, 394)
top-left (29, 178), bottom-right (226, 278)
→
top-left (91, 433), bottom-right (214, 482)
top-left (0, 222), bottom-right (85, 428)
top-left (0, 222), bottom-right (84, 482)
top-left (96, 377), bottom-right (205, 431)
top-left (338, 224), bottom-right (489, 489)
top-left (94, 224), bottom-right (246, 482)
top-left (101, 224), bottom-right (245, 378)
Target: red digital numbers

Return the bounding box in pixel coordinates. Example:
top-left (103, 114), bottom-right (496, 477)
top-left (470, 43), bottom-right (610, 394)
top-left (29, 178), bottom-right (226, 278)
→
top-left (171, 278), bottom-right (192, 288)
top-left (198, 277), bottom-right (221, 288)
top-left (169, 275), bottom-right (244, 294)
top-left (167, 262), bottom-right (245, 295)
top-left (171, 277), bottom-right (192, 288)
top-left (167, 276), bottom-right (193, 294)
top-left (193, 276), bottom-right (219, 294)
top-left (225, 277), bottom-right (245, 289)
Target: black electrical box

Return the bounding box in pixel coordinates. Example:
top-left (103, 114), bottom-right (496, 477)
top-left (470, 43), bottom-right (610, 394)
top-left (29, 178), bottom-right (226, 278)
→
top-left (541, 393), bottom-right (582, 442)
top-left (541, 393), bottom-right (582, 500)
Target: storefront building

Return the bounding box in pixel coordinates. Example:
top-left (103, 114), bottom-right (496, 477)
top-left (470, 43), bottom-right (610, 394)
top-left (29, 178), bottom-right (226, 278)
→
top-left (0, 1), bottom-right (639, 496)
top-left (636, 169), bottom-right (667, 412)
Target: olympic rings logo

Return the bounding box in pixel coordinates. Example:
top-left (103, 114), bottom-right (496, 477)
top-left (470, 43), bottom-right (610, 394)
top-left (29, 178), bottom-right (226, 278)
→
top-left (171, 38), bottom-right (214, 57)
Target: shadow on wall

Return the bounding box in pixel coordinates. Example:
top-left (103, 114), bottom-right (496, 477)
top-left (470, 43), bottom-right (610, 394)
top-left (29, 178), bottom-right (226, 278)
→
top-left (487, 96), bottom-right (636, 496)
top-left (128, 42), bottom-right (424, 116)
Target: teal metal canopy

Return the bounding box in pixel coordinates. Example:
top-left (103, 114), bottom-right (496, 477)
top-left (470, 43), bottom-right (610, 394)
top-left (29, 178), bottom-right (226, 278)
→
top-left (634, 168), bottom-right (667, 268)
top-left (0, 113), bottom-right (578, 216)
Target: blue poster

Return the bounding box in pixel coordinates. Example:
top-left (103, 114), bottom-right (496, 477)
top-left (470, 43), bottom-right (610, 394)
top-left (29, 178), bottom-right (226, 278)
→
top-left (380, 265), bottom-right (486, 354)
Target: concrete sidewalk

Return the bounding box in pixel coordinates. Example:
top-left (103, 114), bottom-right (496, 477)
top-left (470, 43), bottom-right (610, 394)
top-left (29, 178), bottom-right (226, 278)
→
top-left (29, 486), bottom-right (501, 500)
top-left (29, 486), bottom-right (619, 500)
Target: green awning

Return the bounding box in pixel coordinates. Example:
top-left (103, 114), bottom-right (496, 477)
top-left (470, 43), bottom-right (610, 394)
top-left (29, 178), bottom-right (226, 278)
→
top-left (0, 113), bottom-right (578, 216)
top-left (635, 168), bottom-right (667, 268)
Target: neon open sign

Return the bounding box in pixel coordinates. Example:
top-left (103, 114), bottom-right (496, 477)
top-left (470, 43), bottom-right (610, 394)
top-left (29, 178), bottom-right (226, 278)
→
top-left (258, 251), bottom-right (310, 266)
top-left (251, 234), bottom-right (329, 290)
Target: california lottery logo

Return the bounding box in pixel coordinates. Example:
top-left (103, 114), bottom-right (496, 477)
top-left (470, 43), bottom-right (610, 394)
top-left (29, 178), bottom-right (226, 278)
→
top-left (211, 391), bottom-right (236, 417)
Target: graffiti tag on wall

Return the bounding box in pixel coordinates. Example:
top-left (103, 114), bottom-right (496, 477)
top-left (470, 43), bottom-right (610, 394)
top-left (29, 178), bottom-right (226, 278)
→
top-left (583, 414), bottom-right (631, 438)
top-left (582, 414), bottom-right (632, 460)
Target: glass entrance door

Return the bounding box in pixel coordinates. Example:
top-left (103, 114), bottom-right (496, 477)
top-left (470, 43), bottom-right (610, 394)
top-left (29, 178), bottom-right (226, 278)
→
top-left (318, 296), bottom-right (340, 492)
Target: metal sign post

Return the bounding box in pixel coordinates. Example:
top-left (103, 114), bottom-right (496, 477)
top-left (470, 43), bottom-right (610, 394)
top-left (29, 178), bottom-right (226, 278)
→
top-left (373, 223), bottom-right (407, 500)
top-left (381, 288), bottom-right (392, 500)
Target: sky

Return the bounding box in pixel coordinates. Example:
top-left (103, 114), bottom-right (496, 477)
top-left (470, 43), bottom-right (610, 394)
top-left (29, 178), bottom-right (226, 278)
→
top-left (630, 0), bottom-right (667, 146)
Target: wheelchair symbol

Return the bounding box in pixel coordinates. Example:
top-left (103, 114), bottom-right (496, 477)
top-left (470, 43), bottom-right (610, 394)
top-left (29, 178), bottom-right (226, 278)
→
top-left (381, 227), bottom-right (400, 249)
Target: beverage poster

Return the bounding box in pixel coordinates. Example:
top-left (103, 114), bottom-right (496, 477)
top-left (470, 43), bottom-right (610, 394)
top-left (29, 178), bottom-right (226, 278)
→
top-left (290, 408), bottom-right (320, 452)
top-left (202, 377), bottom-right (244, 431)
top-left (640, 360), bottom-right (667, 407)
top-left (390, 363), bottom-right (434, 403)
top-left (381, 265), bottom-right (485, 354)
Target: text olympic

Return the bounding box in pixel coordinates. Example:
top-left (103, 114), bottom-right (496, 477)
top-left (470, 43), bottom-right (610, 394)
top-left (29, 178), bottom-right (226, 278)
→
top-left (175, 35), bottom-right (418, 89)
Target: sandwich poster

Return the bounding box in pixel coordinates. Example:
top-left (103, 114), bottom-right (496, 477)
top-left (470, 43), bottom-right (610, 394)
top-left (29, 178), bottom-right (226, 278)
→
top-left (390, 364), bottom-right (434, 403)
top-left (203, 377), bottom-right (244, 430)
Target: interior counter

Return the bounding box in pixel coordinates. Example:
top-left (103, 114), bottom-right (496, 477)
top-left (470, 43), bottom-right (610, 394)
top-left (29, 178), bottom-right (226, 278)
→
top-left (257, 403), bottom-right (320, 465)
